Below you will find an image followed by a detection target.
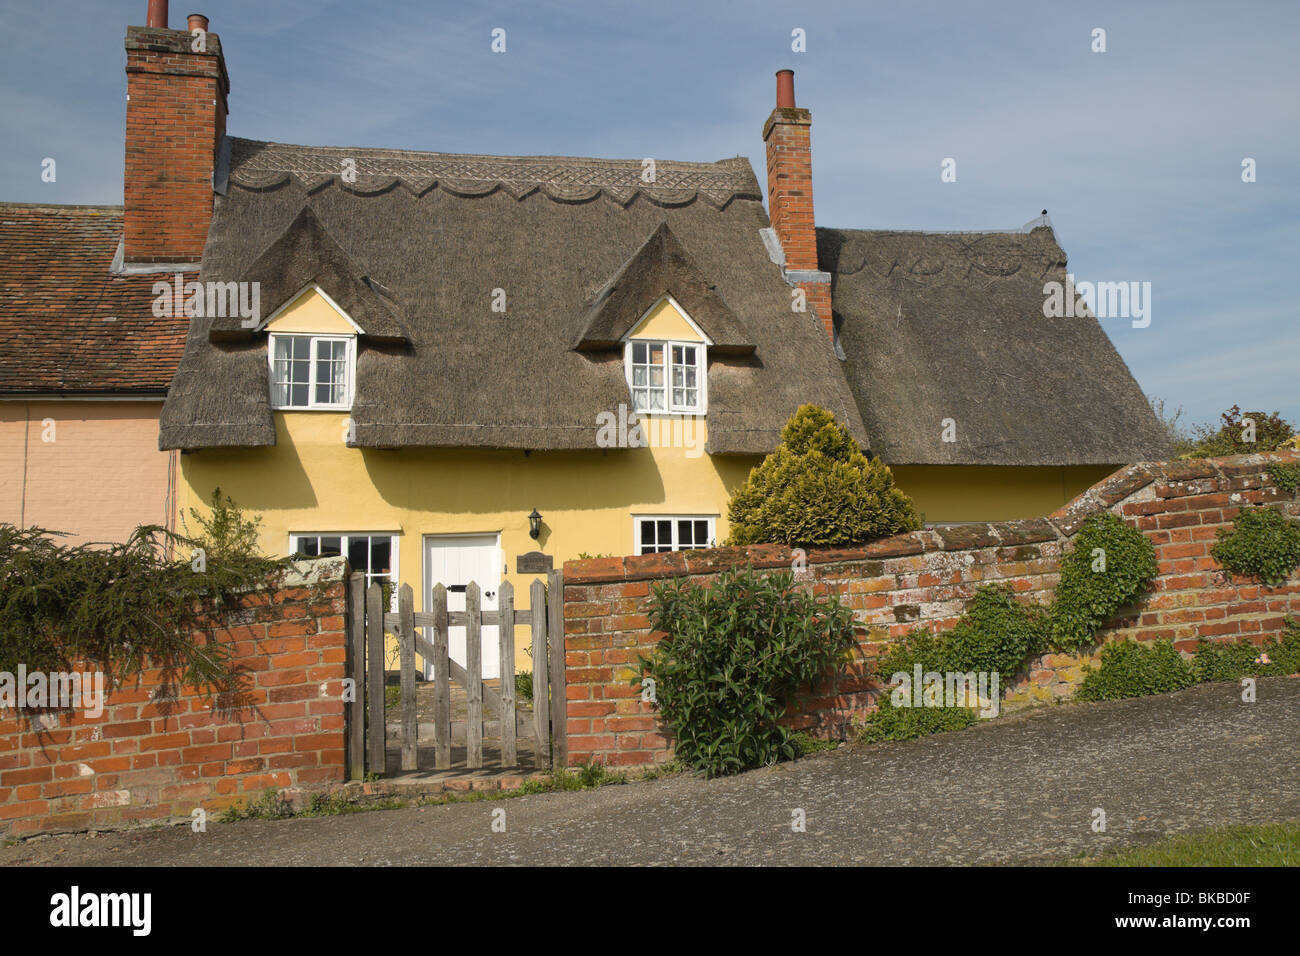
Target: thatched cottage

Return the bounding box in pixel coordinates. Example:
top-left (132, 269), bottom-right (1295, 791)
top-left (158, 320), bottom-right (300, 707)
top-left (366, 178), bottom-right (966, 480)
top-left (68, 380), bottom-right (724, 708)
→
top-left (2, 4), bottom-right (1167, 676)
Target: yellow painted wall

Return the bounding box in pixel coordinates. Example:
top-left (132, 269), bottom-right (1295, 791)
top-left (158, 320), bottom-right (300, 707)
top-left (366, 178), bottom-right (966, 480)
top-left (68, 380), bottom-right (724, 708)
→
top-left (264, 286), bottom-right (358, 334)
top-left (629, 297), bottom-right (703, 342)
top-left (890, 464), bottom-right (1117, 524)
top-left (179, 411), bottom-right (758, 666)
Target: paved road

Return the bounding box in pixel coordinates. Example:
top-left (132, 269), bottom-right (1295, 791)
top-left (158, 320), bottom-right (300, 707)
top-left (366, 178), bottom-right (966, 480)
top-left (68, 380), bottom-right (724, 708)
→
top-left (6, 678), bottom-right (1299, 866)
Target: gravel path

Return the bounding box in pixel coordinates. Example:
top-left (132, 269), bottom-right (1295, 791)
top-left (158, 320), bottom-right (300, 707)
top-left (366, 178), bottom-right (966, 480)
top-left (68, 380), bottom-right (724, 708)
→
top-left (5, 678), bottom-right (1298, 866)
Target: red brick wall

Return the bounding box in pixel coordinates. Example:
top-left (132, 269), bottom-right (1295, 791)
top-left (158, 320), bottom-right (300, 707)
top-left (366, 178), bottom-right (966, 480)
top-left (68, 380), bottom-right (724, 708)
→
top-left (123, 26), bottom-right (229, 264)
top-left (0, 559), bottom-right (349, 839)
top-left (562, 452), bottom-right (1300, 767)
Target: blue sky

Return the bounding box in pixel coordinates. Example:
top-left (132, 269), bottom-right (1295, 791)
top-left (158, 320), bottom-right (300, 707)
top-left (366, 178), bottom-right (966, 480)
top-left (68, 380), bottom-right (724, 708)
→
top-left (2, 0), bottom-right (1296, 430)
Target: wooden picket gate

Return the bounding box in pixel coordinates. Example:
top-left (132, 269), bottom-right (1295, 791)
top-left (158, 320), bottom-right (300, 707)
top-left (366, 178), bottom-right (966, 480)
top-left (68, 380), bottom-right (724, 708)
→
top-left (344, 570), bottom-right (567, 777)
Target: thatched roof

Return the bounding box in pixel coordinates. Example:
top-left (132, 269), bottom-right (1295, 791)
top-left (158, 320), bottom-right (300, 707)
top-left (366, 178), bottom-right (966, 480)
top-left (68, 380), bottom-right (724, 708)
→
top-left (160, 137), bottom-right (864, 453)
top-left (573, 223), bottom-right (754, 354)
top-left (819, 225), bottom-right (1171, 465)
top-left (209, 207), bottom-right (409, 344)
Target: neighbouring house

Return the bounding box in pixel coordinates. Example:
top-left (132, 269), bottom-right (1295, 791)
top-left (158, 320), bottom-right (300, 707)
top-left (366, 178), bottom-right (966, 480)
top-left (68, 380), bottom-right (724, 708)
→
top-left (0, 204), bottom-right (187, 544)
top-left (38, 4), bottom-right (1164, 674)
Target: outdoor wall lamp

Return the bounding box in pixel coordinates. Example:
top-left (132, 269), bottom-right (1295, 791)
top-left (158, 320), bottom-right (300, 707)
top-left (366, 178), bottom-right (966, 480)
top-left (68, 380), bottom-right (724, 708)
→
top-left (528, 509), bottom-right (543, 540)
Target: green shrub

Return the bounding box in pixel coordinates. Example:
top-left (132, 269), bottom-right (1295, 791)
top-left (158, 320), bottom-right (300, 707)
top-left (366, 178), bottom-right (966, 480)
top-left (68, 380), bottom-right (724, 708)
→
top-left (1076, 639), bottom-right (1196, 701)
top-left (874, 585), bottom-right (1045, 682)
top-left (636, 567), bottom-right (856, 777)
top-left (1266, 463), bottom-right (1300, 496)
top-left (1210, 507), bottom-right (1300, 586)
top-left (1191, 622), bottom-right (1300, 682)
top-left (726, 405), bottom-right (920, 546)
top-left (856, 699), bottom-right (977, 743)
top-left (1048, 512), bottom-right (1158, 651)
top-left (1183, 406), bottom-right (1296, 459)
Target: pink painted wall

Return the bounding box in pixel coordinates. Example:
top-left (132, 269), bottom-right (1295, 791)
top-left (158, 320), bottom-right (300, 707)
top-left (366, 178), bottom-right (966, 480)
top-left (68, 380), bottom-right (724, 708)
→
top-left (0, 401), bottom-right (176, 545)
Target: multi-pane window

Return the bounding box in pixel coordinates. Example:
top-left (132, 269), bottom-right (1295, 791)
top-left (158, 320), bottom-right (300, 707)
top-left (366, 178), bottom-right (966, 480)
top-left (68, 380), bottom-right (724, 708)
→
top-left (270, 334), bottom-right (353, 409)
top-left (626, 341), bottom-right (704, 413)
top-left (290, 533), bottom-right (398, 609)
top-left (634, 516), bottom-right (716, 555)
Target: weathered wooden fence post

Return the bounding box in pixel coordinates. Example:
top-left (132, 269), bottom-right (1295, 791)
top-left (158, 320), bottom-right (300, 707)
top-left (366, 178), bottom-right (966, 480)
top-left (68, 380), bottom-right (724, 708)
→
top-left (547, 569), bottom-right (568, 770)
top-left (431, 583), bottom-right (451, 771)
top-left (398, 583), bottom-right (417, 772)
top-left (466, 582), bottom-right (483, 769)
top-left (366, 582), bottom-right (386, 776)
top-left (530, 577), bottom-right (550, 770)
top-left (347, 572), bottom-right (366, 781)
top-left (498, 580), bottom-right (517, 767)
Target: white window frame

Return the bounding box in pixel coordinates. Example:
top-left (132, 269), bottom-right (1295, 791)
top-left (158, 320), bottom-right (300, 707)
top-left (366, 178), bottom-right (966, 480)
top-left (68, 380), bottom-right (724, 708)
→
top-left (623, 339), bottom-right (707, 415)
top-left (289, 532), bottom-right (399, 610)
top-left (268, 333), bottom-right (356, 411)
top-left (632, 514), bottom-right (717, 554)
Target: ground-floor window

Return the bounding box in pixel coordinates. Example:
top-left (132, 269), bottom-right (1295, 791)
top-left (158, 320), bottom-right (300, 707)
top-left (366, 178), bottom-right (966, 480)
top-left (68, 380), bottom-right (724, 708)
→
top-left (289, 532), bottom-right (399, 609)
top-left (633, 515), bottom-right (716, 554)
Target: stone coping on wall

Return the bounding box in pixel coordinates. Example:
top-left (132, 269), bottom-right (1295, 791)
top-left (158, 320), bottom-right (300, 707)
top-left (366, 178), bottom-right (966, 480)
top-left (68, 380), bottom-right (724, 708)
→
top-left (564, 450), bottom-right (1300, 585)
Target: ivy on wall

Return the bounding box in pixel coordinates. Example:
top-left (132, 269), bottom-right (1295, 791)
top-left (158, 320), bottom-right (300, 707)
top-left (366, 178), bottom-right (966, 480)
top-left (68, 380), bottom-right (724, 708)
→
top-left (860, 511), bottom-right (1158, 741)
top-left (1211, 506), bottom-right (1300, 587)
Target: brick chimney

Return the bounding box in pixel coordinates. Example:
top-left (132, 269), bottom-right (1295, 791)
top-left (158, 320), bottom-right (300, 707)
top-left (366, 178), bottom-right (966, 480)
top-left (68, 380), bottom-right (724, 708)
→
top-left (762, 70), bottom-right (833, 341)
top-left (123, 2), bottom-right (229, 265)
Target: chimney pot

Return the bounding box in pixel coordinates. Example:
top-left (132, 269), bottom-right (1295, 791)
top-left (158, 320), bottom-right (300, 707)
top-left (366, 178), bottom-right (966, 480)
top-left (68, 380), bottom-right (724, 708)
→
top-left (188, 13), bottom-right (209, 32)
top-left (146, 0), bottom-right (168, 28)
top-left (775, 69), bottom-right (796, 109)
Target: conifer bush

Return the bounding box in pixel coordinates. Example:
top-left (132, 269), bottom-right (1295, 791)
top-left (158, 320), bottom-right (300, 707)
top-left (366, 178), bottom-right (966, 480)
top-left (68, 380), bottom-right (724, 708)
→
top-left (726, 405), bottom-right (920, 546)
top-left (0, 495), bottom-right (283, 704)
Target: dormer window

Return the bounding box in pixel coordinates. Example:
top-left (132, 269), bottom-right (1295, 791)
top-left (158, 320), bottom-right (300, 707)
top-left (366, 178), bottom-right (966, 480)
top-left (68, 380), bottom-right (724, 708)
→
top-left (269, 333), bottom-right (355, 410)
top-left (626, 340), bottom-right (704, 413)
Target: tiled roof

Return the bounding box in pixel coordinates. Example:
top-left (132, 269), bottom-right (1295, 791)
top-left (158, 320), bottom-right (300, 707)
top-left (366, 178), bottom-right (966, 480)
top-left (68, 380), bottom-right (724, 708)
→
top-left (0, 203), bottom-right (187, 394)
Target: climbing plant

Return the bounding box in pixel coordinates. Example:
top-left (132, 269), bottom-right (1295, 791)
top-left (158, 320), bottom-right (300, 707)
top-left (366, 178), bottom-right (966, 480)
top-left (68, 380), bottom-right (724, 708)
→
top-left (861, 512), bottom-right (1158, 742)
top-left (1266, 462), bottom-right (1300, 496)
top-left (1210, 506), bottom-right (1300, 586)
top-left (1048, 512), bottom-right (1159, 650)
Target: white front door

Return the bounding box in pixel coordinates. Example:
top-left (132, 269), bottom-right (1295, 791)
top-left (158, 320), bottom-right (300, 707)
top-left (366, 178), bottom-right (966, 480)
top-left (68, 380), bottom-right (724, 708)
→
top-left (424, 534), bottom-right (501, 680)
